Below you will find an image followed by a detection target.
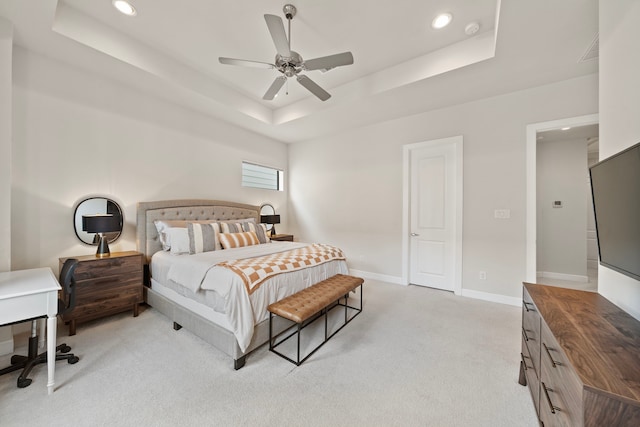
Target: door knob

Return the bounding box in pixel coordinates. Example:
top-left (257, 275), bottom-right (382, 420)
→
top-left (410, 233), bottom-right (420, 237)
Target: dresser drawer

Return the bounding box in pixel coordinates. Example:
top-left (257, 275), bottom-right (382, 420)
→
top-left (521, 342), bottom-right (540, 417)
top-left (539, 321), bottom-right (583, 427)
top-left (522, 287), bottom-right (540, 375)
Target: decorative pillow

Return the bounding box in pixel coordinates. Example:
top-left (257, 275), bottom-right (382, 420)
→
top-left (167, 227), bottom-right (190, 255)
top-left (218, 217), bottom-right (255, 232)
top-left (245, 222), bottom-right (271, 244)
top-left (219, 231), bottom-right (260, 249)
top-left (155, 219), bottom-right (225, 250)
top-left (154, 220), bottom-right (189, 251)
top-left (187, 222), bottom-right (221, 254)
top-left (219, 220), bottom-right (269, 244)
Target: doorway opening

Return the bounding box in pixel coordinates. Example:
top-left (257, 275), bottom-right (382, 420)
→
top-left (526, 114), bottom-right (599, 291)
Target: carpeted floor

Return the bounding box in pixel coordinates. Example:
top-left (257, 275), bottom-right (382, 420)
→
top-left (0, 280), bottom-right (538, 427)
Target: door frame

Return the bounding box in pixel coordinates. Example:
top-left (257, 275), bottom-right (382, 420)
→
top-left (402, 136), bottom-right (463, 295)
top-left (525, 113), bottom-right (599, 283)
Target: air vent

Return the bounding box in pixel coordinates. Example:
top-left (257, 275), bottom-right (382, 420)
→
top-left (579, 33), bottom-right (599, 62)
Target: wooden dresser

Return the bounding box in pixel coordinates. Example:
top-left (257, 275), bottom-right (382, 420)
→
top-left (59, 251), bottom-right (144, 335)
top-left (519, 283), bottom-right (640, 426)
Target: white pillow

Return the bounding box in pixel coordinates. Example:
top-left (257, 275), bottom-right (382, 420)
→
top-left (154, 220), bottom-right (188, 251)
top-left (167, 227), bottom-right (190, 255)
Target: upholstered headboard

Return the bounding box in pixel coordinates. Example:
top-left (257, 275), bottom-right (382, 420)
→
top-left (136, 199), bottom-right (260, 263)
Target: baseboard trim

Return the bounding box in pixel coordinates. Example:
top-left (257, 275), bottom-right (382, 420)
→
top-left (349, 269), bottom-right (522, 306)
top-left (461, 289), bottom-right (522, 307)
top-left (538, 271), bottom-right (589, 283)
top-left (348, 269), bottom-right (403, 285)
top-left (0, 338), bottom-right (14, 356)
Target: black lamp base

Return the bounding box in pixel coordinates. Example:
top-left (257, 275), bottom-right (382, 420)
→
top-left (95, 234), bottom-right (111, 258)
top-left (270, 226), bottom-right (277, 237)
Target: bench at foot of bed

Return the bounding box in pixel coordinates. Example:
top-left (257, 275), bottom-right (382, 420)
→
top-left (267, 274), bottom-right (364, 366)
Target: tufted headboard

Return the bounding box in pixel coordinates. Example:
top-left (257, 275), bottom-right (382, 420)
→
top-left (136, 199), bottom-right (260, 263)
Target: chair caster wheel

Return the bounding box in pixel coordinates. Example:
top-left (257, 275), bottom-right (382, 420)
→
top-left (60, 345), bottom-right (72, 353)
top-left (17, 378), bottom-right (32, 388)
top-left (68, 356), bottom-right (79, 364)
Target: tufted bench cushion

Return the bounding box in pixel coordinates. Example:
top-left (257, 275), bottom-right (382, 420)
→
top-left (268, 274), bottom-right (364, 323)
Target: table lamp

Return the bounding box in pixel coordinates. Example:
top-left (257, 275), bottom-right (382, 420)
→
top-left (260, 214), bottom-right (281, 237)
top-left (82, 214), bottom-right (120, 257)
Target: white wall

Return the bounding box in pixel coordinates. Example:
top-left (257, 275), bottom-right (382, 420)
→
top-left (289, 74), bottom-right (598, 300)
top-left (536, 138), bottom-right (588, 278)
top-left (10, 47), bottom-right (288, 273)
top-left (598, 0), bottom-right (640, 320)
top-left (0, 17), bottom-right (13, 355)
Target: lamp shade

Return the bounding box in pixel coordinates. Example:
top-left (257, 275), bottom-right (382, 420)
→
top-left (260, 214), bottom-right (280, 225)
top-left (82, 214), bottom-right (120, 233)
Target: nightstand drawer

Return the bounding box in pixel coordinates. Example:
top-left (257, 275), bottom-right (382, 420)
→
top-left (74, 274), bottom-right (142, 304)
top-left (73, 255), bottom-right (142, 280)
top-left (64, 285), bottom-right (142, 322)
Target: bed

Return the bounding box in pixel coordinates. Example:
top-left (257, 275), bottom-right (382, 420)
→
top-left (136, 199), bottom-right (349, 369)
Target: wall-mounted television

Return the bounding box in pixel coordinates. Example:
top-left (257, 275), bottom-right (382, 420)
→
top-left (589, 141), bottom-right (640, 281)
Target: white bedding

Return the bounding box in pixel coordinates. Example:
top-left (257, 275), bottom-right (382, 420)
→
top-left (151, 242), bottom-right (348, 352)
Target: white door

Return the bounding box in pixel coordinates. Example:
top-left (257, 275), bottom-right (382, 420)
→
top-left (409, 139), bottom-right (461, 291)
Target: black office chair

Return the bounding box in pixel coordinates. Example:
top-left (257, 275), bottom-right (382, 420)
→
top-left (0, 259), bottom-right (80, 388)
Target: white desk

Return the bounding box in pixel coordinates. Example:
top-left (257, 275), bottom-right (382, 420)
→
top-left (0, 268), bottom-right (61, 394)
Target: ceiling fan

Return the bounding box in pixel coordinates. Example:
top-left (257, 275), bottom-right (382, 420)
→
top-left (218, 4), bottom-right (354, 102)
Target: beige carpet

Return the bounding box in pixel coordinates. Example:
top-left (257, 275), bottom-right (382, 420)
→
top-left (0, 280), bottom-right (538, 427)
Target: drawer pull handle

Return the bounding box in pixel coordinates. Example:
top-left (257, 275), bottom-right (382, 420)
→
top-left (522, 328), bottom-right (531, 342)
top-left (523, 301), bottom-right (535, 312)
top-left (541, 382), bottom-right (560, 414)
top-left (543, 343), bottom-right (561, 367)
top-left (520, 352), bottom-right (531, 371)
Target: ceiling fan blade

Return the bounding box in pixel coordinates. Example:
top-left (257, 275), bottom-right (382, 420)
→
top-left (264, 14), bottom-right (291, 57)
top-left (304, 52), bottom-right (354, 71)
top-left (296, 75), bottom-right (331, 101)
top-left (263, 76), bottom-right (287, 100)
top-left (219, 57), bottom-right (275, 69)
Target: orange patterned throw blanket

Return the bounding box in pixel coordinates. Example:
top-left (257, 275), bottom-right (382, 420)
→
top-left (218, 244), bottom-right (345, 294)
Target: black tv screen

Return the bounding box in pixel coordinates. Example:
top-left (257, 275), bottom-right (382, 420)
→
top-left (589, 141), bottom-right (640, 281)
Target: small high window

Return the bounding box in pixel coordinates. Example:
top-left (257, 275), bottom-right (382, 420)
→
top-left (242, 161), bottom-right (284, 191)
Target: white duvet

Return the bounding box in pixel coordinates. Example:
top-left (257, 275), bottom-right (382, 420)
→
top-left (163, 242), bottom-right (348, 352)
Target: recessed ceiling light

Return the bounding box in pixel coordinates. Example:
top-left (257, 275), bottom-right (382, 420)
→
top-left (112, 0), bottom-right (137, 16)
top-left (432, 13), bottom-right (452, 29)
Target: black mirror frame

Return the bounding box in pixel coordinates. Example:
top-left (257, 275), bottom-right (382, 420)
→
top-left (260, 203), bottom-right (276, 231)
top-left (73, 197), bottom-right (124, 245)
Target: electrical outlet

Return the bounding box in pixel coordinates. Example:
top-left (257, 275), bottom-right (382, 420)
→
top-left (479, 271), bottom-right (487, 280)
top-left (494, 209), bottom-right (511, 219)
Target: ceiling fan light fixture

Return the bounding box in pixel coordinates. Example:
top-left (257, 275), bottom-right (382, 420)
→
top-left (432, 13), bottom-right (452, 29)
top-left (112, 0), bottom-right (137, 17)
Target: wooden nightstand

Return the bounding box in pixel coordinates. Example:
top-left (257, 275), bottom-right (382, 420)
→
top-left (270, 234), bottom-right (294, 242)
top-left (58, 251), bottom-right (144, 335)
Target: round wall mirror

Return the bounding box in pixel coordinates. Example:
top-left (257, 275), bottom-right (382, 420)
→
top-left (260, 203), bottom-right (275, 230)
top-left (73, 197), bottom-right (123, 245)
